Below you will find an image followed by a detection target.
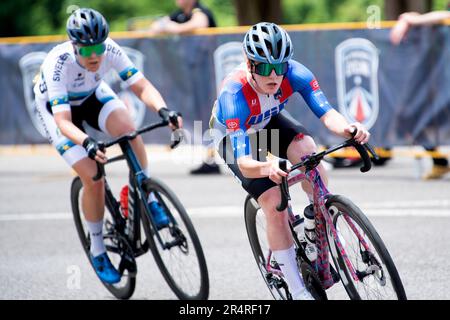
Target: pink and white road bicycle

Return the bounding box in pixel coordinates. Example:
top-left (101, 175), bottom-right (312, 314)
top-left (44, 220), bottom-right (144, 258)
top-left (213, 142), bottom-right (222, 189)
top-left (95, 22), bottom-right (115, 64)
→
top-left (244, 137), bottom-right (407, 300)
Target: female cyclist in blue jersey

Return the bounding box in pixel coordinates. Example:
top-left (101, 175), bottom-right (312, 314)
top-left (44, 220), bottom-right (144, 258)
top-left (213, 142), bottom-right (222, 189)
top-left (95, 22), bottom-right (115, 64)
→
top-left (34, 8), bottom-right (182, 284)
top-left (210, 22), bottom-right (370, 300)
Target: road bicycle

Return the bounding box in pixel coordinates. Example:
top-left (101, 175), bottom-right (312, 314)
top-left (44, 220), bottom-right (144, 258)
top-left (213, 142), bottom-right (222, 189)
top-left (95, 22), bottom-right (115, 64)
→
top-left (70, 120), bottom-right (209, 300)
top-left (244, 137), bottom-right (407, 300)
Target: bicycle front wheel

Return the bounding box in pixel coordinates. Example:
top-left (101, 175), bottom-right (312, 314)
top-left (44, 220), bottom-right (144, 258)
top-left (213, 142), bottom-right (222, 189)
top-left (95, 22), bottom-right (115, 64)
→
top-left (325, 195), bottom-right (407, 300)
top-left (140, 177), bottom-right (209, 300)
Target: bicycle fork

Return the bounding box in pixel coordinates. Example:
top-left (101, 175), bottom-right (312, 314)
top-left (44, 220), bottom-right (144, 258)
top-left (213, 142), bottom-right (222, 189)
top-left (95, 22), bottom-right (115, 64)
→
top-left (324, 205), bottom-right (383, 283)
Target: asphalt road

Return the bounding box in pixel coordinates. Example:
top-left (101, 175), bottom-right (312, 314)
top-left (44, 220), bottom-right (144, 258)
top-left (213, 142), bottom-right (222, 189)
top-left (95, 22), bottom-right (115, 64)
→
top-left (1, 146), bottom-right (449, 300)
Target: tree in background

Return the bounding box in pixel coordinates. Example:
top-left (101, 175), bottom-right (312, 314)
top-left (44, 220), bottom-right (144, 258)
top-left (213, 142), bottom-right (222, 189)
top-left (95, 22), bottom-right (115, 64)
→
top-left (0, 0), bottom-right (448, 37)
top-left (233, 0), bottom-right (282, 25)
top-left (0, 0), bottom-right (64, 37)
top-left (384, 0), bottom-right (432, 20)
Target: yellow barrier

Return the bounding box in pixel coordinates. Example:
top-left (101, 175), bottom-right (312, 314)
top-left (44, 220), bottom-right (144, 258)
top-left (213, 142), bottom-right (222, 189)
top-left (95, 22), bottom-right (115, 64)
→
top-left (1, 20), bottom-right (449, 44)
top-left (318, 147), bottom-right (450, 159)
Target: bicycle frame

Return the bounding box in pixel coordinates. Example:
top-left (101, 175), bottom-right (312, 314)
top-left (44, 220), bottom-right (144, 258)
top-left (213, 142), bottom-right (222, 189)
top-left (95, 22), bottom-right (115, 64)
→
top-left (97, 120), bottom-right (182, 255)
top-left (262, 160), bottom-right (375, 290)
top-left (286, 163), bottom-right (372, 285)
top-left (110, 139), bottom-right (180, 253)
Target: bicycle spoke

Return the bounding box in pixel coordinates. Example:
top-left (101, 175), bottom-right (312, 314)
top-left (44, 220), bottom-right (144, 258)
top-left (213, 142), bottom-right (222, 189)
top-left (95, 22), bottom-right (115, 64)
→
top-left (145, 188), bottom-right (205, 298)
top-left (335, 212), bottom-right (398, 299)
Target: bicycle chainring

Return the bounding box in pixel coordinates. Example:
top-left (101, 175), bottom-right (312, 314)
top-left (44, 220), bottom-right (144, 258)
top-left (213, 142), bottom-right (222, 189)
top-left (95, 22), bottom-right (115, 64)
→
top-left (105, 232), bottom-right (137, 277)
top-left (300, 261), bottom-right (328, 300)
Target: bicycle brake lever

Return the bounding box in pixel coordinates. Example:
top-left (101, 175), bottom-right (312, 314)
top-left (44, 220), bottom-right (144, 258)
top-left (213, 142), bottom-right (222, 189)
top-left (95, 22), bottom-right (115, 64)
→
top-left (276, 159), bottom-right (291, 212)
top-left (93, 161), bottom-right (105, 181)
top-left (170, 129), bottom-right (183, 149)
top-left (92, 142), bottom-right (106, 181)
top-left (350, 141), bottom-right (372, 173)
top-left (364, 143), bottom-right (380, 161)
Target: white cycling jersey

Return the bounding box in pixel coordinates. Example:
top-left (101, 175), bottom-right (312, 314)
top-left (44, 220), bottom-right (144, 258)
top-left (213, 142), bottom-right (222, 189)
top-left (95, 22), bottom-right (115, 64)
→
top-left (34, 37), bottom-right (144, 167)
top-left (34, 37), bottom-right (143, 113)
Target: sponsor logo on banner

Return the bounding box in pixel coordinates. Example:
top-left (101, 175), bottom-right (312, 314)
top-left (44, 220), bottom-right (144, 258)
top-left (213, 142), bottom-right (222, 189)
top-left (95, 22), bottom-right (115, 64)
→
top-left (335, 38), bottom-right (379, 130)
top-left (213, 41), bottom-right (245, 94)
top-left (103, 46), bottom-right (146, 128)
top-left (18, 51), bottom-right (48, 138)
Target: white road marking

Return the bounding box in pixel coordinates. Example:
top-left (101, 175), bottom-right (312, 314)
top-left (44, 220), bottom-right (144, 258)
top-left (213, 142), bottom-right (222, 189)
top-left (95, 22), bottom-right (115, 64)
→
top-left (0, 200), bottom-right (449, 221)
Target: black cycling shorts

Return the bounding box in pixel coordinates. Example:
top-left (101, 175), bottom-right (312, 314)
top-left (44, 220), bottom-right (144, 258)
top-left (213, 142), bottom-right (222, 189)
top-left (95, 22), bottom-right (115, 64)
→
top-left (46, 93), bottom-right (106, 132)
top-left (218, 110), bottom-right (310, 200)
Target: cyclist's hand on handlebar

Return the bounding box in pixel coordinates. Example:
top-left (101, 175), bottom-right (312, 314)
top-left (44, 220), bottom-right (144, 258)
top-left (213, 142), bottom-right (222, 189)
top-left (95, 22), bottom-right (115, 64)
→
top-left (345, 122), bottom-right (370, 145)
top-left (268, 159), bottom-right (289, 184)
top-left (158, 107), bottom-right (183, 130)
top-left (82, 137), bottom-right (107, 164)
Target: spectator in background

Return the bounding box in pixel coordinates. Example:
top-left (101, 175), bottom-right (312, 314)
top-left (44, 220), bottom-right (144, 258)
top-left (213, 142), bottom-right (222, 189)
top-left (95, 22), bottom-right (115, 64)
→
top-left (150, 0), bottom-right (220, 174)
top-left (150, 0), bottom-right (216, 34)
top-left (390, 5), bottom-right (450, 180)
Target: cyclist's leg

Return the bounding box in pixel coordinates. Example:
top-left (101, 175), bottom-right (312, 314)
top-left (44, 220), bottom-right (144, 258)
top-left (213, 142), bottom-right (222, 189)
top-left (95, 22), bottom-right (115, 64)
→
top-left (218, 135), bottom-right (312, 299)
top-left (104, 107), bottom-right (150, 174)
top-left (257, 186), bottom-right (312, 299)
top-left (267, 110), bottom-right (328, 201)
top-left (257, 187), bottom-right (292, 249)
top-left (72, 158), bottom-right (108, 259)
top-left (287, 135), bottom-right (328, 196)
top-left (92, 82), bottom-right (148, 173)
top-left (95, 82), bottom-right (168, 227)
top-left (72, 158), bottom-right (105, 222)
top-left (218, 135), bottom-right (290, 248)
top-left (35, 96), bottom-right (119, 283)
top-left (35, 96), bottom-right (106, 223)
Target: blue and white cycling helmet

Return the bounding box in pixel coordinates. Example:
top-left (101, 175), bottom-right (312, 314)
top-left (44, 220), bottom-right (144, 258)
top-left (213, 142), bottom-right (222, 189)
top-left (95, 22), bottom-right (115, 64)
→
top-left (243, 22), bottom-right (293, 64)
top-left (66, 8), bottom-right (109, 45)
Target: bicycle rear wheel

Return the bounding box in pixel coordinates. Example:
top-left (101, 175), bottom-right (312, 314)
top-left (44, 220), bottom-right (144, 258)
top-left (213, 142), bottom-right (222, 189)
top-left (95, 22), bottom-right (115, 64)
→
top-left (70, 177), bottom-right (136, 300)
top-left (325, 195), bottom-right (407, 300)
top-left (140, 177), bottom-right (209, 300)
top-left (244, 195), bottom-right (291, 300)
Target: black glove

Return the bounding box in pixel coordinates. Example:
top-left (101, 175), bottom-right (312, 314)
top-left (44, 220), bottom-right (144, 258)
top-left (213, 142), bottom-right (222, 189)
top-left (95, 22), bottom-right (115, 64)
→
top-left (158, 107), bottom-right (181, 128)
top-left (82, 137), bottom-right (101, 160)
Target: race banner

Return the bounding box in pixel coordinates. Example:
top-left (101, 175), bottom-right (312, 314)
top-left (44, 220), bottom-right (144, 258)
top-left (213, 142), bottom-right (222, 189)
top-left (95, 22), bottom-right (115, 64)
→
top-left (335, 38), bottom-right (379, 130)
top-left (0, 25), bottom-right (449, 146)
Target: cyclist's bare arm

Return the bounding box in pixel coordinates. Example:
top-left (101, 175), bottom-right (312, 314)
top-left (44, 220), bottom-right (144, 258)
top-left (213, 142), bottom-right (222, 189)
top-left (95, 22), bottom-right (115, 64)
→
top-left (130, 77), bottom-right (183, 129)
top-left (130, 78), bottom-right (167, 113)
top-left (151, 11), bottom-right (208, 34)
top-left (237, 156), bottom-right (287, 184)
top-left (169, 11), bottom-right (209, 33)
top-left (401, 11), bottom-right (450, 25)
top-left (320, 109), bottom-right (370, 144)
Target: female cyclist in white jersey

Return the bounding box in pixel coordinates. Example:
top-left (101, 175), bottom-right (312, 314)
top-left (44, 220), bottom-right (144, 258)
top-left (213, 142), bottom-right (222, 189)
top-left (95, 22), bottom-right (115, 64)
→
top-left (34, 8), bottom-right (182, 284)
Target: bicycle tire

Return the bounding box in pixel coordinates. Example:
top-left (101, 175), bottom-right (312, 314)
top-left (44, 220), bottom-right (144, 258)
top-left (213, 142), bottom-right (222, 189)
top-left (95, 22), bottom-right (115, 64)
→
top-left (325, 194), bottom-right (407, 300)
top-left (140, 177), bottom-right (209, 300)
top-left (70, 177), bottom-right (136, 300)
top-left (244, 195), bottom-right (291, 300)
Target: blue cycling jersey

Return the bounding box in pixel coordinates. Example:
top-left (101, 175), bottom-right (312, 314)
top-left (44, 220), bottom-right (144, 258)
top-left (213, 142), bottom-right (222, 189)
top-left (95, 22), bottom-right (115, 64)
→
top-left (211, 60), bottom-right (333, 158)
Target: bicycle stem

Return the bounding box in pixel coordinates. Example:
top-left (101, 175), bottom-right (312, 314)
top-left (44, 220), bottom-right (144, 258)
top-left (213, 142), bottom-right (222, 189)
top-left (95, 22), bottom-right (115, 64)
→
top-left (277, 138), bottom-right (379, 212)
top-left (91, 120), bottom-right (183, 181)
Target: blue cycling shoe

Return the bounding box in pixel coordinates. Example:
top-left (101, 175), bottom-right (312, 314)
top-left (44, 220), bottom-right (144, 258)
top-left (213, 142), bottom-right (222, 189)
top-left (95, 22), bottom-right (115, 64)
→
top-left (149, 201), bottom-right (170, 230)
top-left (91, 252), bottom-right (121, 284)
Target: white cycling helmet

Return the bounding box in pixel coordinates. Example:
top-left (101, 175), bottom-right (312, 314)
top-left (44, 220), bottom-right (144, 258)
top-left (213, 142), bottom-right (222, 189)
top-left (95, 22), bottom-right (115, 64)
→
top-left (243, 22), bottom-right (294, 64)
